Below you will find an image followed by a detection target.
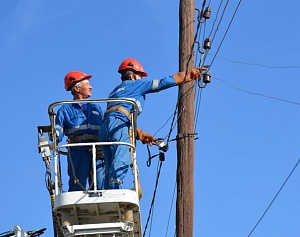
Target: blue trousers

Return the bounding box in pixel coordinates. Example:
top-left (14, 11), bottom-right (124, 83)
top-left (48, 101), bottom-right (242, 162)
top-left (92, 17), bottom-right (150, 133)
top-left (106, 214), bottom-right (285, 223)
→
top-left (96, 159), bottom-right (105, 189)
top-left (68, 149), bottom-right (105, 191)
top-left (99, 116), bottom-right (131, 189)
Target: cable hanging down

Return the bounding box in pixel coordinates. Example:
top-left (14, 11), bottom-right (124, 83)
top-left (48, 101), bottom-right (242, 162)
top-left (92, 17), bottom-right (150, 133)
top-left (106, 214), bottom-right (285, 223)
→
top-left (143, 1), bottom-right (245, 235)
top-left (142, 3), bottom-right (214, 236)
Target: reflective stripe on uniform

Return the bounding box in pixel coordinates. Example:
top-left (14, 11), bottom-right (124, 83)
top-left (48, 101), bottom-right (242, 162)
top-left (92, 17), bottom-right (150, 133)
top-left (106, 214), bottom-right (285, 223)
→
top-left (152, 79), bottom-right (159, 90)
top-left (66, 124), bottom-right (100, 134)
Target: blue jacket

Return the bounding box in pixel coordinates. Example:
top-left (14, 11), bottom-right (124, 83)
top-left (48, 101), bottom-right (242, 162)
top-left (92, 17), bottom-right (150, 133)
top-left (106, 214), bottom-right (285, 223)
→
top-left (55, 103), bottom-right (104, 144)
top-left (105, 76), bottom-right (176, 122)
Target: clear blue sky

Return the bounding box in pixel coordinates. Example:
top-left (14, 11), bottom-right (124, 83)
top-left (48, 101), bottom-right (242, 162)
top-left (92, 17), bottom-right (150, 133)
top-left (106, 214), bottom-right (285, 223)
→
top-left (1, 1), bottom-right (300, 236)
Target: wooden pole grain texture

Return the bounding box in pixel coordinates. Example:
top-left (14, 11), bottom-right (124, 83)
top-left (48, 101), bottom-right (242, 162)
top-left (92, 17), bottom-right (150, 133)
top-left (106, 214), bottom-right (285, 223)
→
top-left (176, 0), bottom-right (195, 236)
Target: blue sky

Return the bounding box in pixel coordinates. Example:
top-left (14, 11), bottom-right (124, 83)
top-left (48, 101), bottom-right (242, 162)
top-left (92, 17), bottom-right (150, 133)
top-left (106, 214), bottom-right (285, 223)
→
top-left (1, 1), bottom-right (300, 236)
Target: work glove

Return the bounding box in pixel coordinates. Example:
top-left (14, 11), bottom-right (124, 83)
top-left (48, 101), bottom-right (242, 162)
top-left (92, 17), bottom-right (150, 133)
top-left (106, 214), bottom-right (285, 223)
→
top-left (173, 67), bottom-right (206, 85)
top-left (136, 128), bottom-right (157, 146)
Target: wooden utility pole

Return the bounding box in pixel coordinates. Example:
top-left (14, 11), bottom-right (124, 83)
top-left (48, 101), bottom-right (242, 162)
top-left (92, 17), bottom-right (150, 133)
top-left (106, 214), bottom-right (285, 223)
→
top-left (176, 0), bottom-right (195, 236)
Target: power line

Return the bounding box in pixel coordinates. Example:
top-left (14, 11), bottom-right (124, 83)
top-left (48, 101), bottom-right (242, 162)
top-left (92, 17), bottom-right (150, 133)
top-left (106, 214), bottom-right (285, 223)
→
top-left (194, 0), bottom-right (243, 129)
top-left (207, 0), bottom-right (225, 39)
top-left (164, 181), bottom-right (177, 237)
top-left (143, 160), bottom-right (163, 237)
top-left (214, 76), bottom-right (300, 106)
top-left (194, 86), bottom-right (204, 130)
top-left (247, 157), bottom-right (300, 237)
top-left (206, 0), bottom-right (242, 71)
top-left (145, 1), bottom-right (245, 234)
top-left (211, 54), bottom-right (300, 68)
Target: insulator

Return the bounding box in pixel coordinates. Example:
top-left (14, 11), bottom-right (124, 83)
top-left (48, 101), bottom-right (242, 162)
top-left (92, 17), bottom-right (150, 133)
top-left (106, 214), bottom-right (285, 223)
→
top-left (203, 38), bottom-right (211, 50)
top-left (203, 6), bottom-right (211, 19)
top-left (202, 72), bottom-right (211, 83)
top-left (157, 138), bottom-right (168, 152)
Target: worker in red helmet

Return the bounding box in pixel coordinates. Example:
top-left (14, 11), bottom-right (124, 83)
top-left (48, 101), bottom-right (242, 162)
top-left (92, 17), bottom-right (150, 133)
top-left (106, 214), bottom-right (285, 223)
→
top-left (55, 71), bottom-right (105, 192)
top-left (99, 58), bottom-right (202, 189)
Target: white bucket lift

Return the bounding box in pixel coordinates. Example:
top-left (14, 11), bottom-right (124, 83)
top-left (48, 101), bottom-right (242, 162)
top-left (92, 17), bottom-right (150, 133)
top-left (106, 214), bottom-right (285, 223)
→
top-left (37, 99), bottom-right (142, 237)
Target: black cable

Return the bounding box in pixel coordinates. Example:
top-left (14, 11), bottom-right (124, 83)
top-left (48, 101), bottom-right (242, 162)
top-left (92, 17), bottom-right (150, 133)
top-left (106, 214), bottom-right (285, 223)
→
top-left (164, 180), bottom-right (177, 237)
top-left (194, 87), bottom-right (204, 130)
top-left (214, 76), bottom-right (300, 106)
top-left (207, 0), bottom-right (242, 71)
top-left (208, 0), bottom-right (225, 39)
top-left (210, 54), bottom-right (300, 69)
top-left (202, 0), bottom-right (229, 67)
top-left (165, 0), bottom-right (208, 146)
top-left (143, 161), bottom-right (163, 237)
top-left (144, 1), bottom-right (244, 234)
top-left (247, 157), bottom-right (300, 236)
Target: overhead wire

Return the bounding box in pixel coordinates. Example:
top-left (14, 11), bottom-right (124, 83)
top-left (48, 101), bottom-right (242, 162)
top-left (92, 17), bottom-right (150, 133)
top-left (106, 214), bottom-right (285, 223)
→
top-left (165, 0), bottom-right (208, 146)
top-left (207, 0), bottom-right (225, 39)
top-left (144, 0), bottom-right (245, 236)
top-left (194, 0), bottom-right (229, 130)
top-left (194, 87), bottom-right (204, 129)
top-left (150, 0), bottom-right (300, 236)
top-left (161, 1), bottom-right (211, 236)
top-left (165, 13), bottom-right (204, 144)
top-left (202, 0), bottom-right (229, 67)
top-left (247, 157), bottom-right (300, 237)
top-left (210, 54), bottom-right (300, 68)
top-left (193, 0), bottom-right (214, 127)
top-left (214, 76), bottom-right (300, 106)
top-left (166, 0), bottom-right (237, 142)
top-left (144, 1), bottom-right (242, 233)
top-left (206, 0), bottom-right (242, 71)
top-left (194, 0), bottom-right (243, 131)
top-left (143, 2), bottom-right (209, 236)
top-left (153, 113), bottom-right (177, 140)
top-left (164, 181), bottom-right (177, 237)
top-left (195, 0), bottom-right (300, 233)
top-left (193, 1), bottom-right (210, 130)
top-left (143, 160), bottom-right (164, 237)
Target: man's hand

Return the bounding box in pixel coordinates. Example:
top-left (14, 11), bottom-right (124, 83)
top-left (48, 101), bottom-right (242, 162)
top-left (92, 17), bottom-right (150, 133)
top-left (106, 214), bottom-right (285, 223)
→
top-left (173, 67), bottom-right (207, 85)
top-left (136, 129), bottom-right (157, 146)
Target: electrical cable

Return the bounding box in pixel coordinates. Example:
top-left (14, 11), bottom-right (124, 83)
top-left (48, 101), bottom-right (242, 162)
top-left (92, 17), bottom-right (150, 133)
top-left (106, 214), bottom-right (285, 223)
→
top-left (214, 76), bottom-right (300, 106)
top-left (144, 4), bottom-right (243, 234)
top-left (164, 180), bottom-right (177, 237)
top-left (247, 157), bottom-right (300, 236)
top-left (210, 54), bottom-right (300, 69)
top-left (206, 0), bottom-right (242, 71)
top-left (194, 0), bottom-right (243, 131)
top-left (194, 87), bottom-right (204, 129)
top-left (155, 0), bottom-right (245, 152)
top-left (143, 1), bottom-right (245, 236)
top-left (148, 0), bottom-right (300, 236)
top-left (143, 160), bottom-right (163, 237)
top-left (207, 0), bottom-right (225, 39)
top-left (202, 0), bottom-right (229, 66)
top-left (165, 0), bottom-right (207, 145)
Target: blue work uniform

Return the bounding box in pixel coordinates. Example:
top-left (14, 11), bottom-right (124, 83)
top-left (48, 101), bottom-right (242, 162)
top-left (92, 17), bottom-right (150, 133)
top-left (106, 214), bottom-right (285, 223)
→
top-left (99, 76), bottom-right (177, 189)
top-left (55, 102), bottom-right (105, 192)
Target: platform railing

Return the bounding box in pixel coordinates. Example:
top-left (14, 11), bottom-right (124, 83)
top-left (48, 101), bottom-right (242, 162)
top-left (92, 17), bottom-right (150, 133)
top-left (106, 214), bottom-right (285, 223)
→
top-left (41, 98), bottom-right (139, 196)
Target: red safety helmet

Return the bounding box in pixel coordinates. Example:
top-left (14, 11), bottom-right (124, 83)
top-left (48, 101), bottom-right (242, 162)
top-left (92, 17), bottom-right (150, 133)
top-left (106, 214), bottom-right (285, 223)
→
top-left (64, 71), bottom-right (92, 91)
top-left (118, 58), bottom-right (148, 77)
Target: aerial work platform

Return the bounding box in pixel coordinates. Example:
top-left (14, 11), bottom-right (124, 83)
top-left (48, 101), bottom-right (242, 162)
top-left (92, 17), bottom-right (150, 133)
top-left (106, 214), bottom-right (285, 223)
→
top-left (38, 99), bottom-right (142, 237)
top-left (55, 190), bottom-right (141, 237)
